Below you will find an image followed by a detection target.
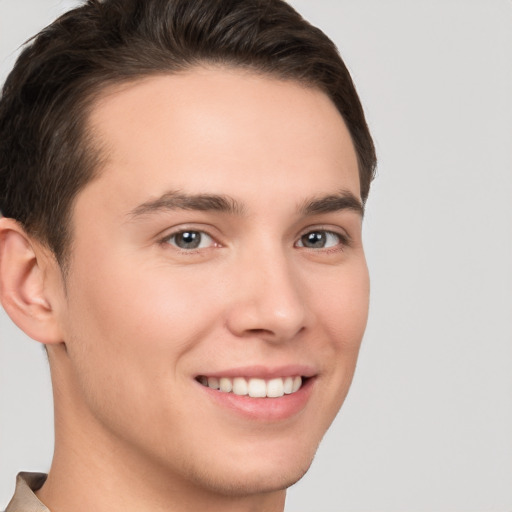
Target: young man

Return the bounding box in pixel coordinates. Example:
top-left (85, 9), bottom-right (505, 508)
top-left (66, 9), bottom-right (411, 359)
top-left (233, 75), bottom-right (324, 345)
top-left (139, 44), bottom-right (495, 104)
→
top-left (0, 1), bottom-right (376, 511)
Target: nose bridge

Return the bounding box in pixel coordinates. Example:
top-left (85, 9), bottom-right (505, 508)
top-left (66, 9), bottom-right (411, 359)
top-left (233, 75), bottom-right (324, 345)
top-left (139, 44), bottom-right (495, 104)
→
top-left (226, 241), bottom-right (308, 341)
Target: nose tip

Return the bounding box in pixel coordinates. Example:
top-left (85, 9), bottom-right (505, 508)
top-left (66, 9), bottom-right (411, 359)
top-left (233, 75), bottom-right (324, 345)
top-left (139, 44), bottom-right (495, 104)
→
top-left (226, 296), bottom-right (307, 343)
top-left (225, 260), bottom-right (309, 343)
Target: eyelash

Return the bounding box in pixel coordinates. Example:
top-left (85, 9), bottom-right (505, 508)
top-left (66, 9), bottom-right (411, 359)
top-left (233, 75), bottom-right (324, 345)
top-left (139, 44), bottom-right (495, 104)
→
top-left (159, 227), bottom-right (350, 253)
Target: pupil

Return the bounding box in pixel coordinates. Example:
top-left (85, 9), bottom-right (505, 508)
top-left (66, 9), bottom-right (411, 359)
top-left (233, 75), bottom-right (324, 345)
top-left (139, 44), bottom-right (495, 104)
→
top-left (304, 232), bottom-right (325, 248)
top-left (177, 231), bottom-right (200, 249)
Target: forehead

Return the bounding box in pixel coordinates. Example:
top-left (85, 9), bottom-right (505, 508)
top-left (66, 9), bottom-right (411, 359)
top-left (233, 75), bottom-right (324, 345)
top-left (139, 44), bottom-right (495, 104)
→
top-left (81, 67), bottom-right (360, 216)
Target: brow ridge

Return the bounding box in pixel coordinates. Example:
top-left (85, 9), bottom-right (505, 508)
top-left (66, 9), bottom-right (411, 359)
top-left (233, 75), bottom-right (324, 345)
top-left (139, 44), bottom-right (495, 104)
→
top-left (128, 191), bottom-right (246, 218)
top-left (128, 189), bottom-right (363, 220)
top-left (300, 190), bottom-right (364, 217)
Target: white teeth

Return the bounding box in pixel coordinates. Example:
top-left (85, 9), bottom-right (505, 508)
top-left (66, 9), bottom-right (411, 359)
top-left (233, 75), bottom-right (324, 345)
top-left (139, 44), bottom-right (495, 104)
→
top-left (267, 378), bottom-right (285, 398)
top-left (283, 377), bottom-right (294, 394)
top-left (219, 377), bottom-right (232, 393)
top-left (292, 376), bottom-right (302, 393)
top-left (232, 377), bottom-right (248, 396)
top-left (200, 375), bottom-right (305, 398)
top-left (248, 378), bottom-right (267, 398)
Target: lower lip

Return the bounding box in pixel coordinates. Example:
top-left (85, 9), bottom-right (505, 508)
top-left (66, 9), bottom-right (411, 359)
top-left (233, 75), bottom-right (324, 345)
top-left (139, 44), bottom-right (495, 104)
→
top-left (197, 378), bottom-right (315, 422)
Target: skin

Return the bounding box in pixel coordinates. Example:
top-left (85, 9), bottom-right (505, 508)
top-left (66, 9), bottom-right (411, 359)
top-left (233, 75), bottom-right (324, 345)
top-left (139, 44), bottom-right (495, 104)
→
top-left (0, 67), bottom-right (369, 512)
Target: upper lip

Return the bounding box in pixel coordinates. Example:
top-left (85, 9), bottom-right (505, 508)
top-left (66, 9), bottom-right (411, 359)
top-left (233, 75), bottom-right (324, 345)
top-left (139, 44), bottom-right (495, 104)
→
top-left (195, 365), bottom-right (317, 379)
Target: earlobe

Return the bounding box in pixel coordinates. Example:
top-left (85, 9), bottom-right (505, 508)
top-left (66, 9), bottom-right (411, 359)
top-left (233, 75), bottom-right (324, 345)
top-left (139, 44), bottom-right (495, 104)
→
top-left (0, 217), bottom-right (64, 345)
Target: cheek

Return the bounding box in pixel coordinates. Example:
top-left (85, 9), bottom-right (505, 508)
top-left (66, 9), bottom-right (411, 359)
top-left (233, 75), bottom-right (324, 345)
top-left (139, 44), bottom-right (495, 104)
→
top-left (62, 256), bottom-right (223, 394)
top-left (60, 257), bottom-right (228, 447)
top-left (307, 259), bottom-right (369, 414)
top-left (316, 260), bottom-right (370, 349)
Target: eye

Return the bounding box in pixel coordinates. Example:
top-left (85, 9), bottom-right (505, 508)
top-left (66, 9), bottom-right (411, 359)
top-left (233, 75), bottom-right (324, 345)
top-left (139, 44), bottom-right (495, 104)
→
top-left (164, 230), bottom-right (215, 250)
top-left (296, 230), bottom-right (345, 249)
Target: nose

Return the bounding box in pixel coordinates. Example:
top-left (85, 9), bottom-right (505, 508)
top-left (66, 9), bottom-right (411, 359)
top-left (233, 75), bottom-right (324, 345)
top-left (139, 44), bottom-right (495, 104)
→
top-left (225, 249), bottom-right (309, 343)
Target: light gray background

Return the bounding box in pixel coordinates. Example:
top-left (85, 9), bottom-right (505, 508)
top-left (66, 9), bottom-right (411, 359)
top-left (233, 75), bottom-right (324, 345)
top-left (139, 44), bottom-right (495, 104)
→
top-left (1, 1), bottom-right (511, 510)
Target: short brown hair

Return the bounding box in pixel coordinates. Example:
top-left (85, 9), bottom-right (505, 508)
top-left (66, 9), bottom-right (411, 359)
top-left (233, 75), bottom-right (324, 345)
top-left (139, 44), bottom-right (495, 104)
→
top-left (0, 0), bottom-right (376, 266)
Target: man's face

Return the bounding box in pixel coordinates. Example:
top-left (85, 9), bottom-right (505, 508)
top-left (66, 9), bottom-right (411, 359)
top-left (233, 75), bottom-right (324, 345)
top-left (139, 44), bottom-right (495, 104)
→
top-left (54, 68), bottom-right (369, 495)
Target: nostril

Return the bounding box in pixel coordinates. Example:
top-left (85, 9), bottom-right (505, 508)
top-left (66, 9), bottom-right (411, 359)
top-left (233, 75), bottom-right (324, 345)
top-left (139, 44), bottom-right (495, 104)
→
top-left (247, 328), bottom-right (273, 336)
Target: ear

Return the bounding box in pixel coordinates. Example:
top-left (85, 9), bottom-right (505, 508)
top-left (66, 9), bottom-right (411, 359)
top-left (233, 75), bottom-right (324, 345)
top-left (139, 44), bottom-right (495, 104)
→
top-left (0, 217), bottom-right (64, 345)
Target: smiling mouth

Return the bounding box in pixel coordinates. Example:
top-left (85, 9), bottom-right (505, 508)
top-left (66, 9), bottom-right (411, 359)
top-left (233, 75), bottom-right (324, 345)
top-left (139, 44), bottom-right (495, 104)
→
top-left (196, 375), bottom-right (305, 398)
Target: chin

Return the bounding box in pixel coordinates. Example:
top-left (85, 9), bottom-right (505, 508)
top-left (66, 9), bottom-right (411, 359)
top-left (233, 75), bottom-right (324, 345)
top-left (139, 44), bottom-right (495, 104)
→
top-left (176, 439), bottom-right (319, 498)
top-left (190, 459), bottom-right (314, 498)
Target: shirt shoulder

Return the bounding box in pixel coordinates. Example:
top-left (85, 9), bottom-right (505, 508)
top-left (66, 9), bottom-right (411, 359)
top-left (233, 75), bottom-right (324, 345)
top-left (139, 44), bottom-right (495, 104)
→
top-left (4, 473), bottom-right (49, 512)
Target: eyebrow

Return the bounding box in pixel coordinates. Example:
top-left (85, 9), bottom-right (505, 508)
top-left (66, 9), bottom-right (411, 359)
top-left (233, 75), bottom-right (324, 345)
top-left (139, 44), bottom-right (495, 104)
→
top-left (128, 191), bottom-right (246, 218)
top-left (299, 190), bottom-right (365, 217)
top-left (127, 189), bottom-right (363, 220)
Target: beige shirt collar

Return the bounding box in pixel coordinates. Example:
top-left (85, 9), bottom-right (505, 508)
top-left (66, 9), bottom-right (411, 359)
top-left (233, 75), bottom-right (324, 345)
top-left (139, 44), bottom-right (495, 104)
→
top-left (5, 473), bottom-right (49, 512)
